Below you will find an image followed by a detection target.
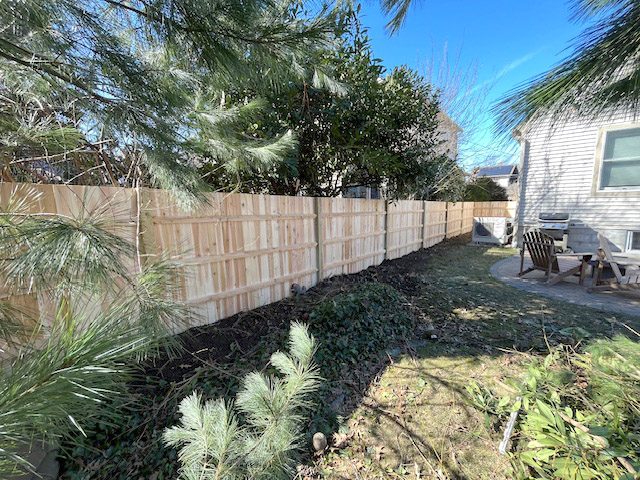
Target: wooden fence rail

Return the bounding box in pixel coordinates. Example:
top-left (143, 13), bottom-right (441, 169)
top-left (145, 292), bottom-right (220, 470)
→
top-left (0, 183), bottom-right (515, 331)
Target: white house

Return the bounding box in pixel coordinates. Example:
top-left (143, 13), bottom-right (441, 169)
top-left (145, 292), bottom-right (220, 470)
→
top-left (475, 164), bottom-right (519, 200)
top-left (513, 106), bottom-right (640, 253)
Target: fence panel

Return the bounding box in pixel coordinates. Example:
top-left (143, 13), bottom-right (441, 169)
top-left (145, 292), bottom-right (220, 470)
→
top-left (446, 202), bottom-right (464, 238)
top-left (386, 200), bottom-right (424, 260)
top-left (148, 190), bottom-right (317, 325)
top-left (0, 183), bottom-right (139, 331)
top-left (473, 201), bottom-right (517, 218)
top-left (320, 198), bottom-right (386, 279)
top-left (423, 201), bottom-right (447, 248)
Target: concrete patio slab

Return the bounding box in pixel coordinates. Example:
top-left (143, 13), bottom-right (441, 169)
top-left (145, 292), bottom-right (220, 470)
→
top-left (491, 254), bottom-right (640, 317)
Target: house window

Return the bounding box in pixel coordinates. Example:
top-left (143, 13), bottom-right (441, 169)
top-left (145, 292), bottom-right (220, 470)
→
top-left (626, 231), bottom-right (640, 252)
top-left (598, 127), bottom-right (640, 191)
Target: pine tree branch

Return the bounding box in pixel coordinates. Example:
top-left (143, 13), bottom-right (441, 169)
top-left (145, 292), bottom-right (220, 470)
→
top-left (0, 39), bottom-right (113, 104)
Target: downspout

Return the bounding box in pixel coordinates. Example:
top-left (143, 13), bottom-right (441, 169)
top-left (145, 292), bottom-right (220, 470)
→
top-left (512, 128), bottom-right (529, 247)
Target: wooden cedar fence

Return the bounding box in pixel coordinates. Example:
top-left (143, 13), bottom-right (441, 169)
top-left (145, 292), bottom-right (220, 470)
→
top-left (473, 201), bottom-right (517, 218)
top-left (0, 183), bottom-right (515, 331)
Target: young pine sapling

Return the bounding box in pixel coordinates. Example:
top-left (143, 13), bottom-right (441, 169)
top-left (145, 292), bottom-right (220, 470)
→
top-left (164, 322), bottom-right (321, 480)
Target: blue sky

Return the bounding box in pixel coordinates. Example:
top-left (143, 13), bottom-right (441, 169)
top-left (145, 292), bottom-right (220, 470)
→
top-left (358, 0), bottom-right (586, 167)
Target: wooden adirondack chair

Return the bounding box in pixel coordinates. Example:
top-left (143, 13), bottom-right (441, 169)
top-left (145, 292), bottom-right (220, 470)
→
top-left (588, 233), bottom-right (640, 293)
top-left (519, 230), bottom-right (559, 280)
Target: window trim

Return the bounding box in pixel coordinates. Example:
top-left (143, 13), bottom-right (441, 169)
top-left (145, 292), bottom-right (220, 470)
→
top-left (626, 231), bottom-right (640, 253)
top-left (591, 122), bottom-right (640, 197)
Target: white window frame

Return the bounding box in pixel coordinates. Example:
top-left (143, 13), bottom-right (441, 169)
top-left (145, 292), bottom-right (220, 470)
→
top-left (626, 231), bottom-right (640, 253)
top-left (591, 122), bottom-right (640, 197)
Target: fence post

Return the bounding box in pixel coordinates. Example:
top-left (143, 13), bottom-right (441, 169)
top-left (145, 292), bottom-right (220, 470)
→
top-left (383, 200), bottom-right (389, 260)
top-left (315, 197), bottom-right (324, 282)
top-left (444, 202), bottom-right (449, 239)
top-left (422, 200), bottom-right (428, 249)
top-left (463, 202), bottom-right (469, 234)
top-left (471, 202), bottom-right (477, 233)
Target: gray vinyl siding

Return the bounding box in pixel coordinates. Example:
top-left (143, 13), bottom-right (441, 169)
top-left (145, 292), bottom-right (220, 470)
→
top-left (516, 107), bottom-right (640, 253)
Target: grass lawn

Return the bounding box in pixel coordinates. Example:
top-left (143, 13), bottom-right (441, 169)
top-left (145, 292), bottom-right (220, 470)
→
top-left (312, 240), bottom-right (639, 479)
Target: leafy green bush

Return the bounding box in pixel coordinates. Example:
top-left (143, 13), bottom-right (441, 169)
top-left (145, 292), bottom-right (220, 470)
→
top-left (164, 322), bottom-right (321, 480)
top-left (308, 282), bottom-right (413, 379)
top-left (466, 336), bottom-right (640, 479)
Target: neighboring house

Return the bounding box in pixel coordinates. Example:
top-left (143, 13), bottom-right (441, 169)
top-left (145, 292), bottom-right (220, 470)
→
top-left (344, 185), bottom-right (381, 199)
top-left (345, 111), bottom-right (462, 199)
top-left (513, 107), bottom-right (640, 253)
top-left (22, 160), bottom-right (64, 182)
top-left (436, 111), bottom-right (463, 160)
top-left (475, 164), bottom-right (520, 200)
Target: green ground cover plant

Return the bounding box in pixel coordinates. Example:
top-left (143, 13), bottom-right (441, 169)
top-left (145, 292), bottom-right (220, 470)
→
top-left (61, 279), bottom-right (415, 479)
top-left (309, 283), bottom-right (414, 380)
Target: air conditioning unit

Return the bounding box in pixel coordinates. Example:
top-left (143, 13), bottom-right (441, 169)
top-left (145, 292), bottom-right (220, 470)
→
top-left (472, 217), bottom-right (514, 245)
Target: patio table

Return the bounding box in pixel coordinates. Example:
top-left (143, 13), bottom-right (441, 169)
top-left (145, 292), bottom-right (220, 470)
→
top-left (592, 251), bottom-right (640, 288)
top-left (547, 252), bottom-right (594, 286)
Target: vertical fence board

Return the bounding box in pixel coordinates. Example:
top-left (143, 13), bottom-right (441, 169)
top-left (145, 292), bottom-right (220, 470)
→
top-left (446, 202), bottom-right (464, 238)
top-left (461, 202), bottom-right (475, 234)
